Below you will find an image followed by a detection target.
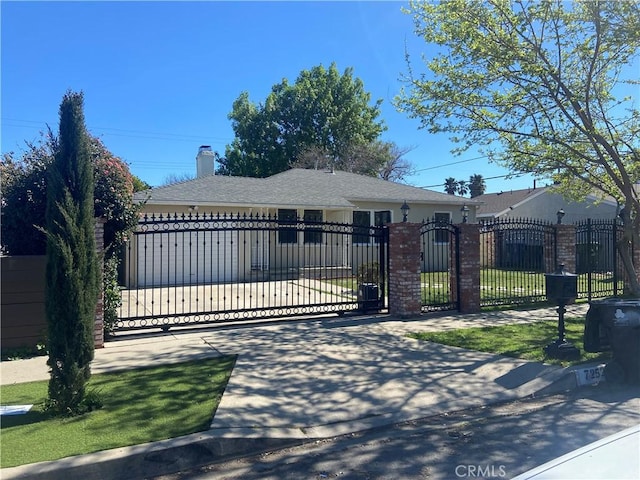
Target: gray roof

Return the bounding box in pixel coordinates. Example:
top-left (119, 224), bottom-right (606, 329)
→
top-left (136, 168), bottom-right (478, 209)
top-left (474, 187), bottom-right (548, 216)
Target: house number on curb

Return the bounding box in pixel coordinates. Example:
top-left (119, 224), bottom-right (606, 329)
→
top-left (575, 364), bottom-right (606, 386)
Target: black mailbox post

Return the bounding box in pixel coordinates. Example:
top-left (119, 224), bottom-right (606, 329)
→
top-left (544, 264), bottom-right (580, 360)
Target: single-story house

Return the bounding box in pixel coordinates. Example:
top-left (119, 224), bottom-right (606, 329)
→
top-left (473, 185), bottom-right (618, 223)
top-left (127, 148), bottom-right (479, 286)
top-left (137, 170), bottom-right (478, 225)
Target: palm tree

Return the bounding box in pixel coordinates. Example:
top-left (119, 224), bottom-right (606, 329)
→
top-left (444, 177), bottom-right (458, 195)
top-left (457, 180), bottom-right (469, 196)
top-left (469, 174), bottom-right (486, 198)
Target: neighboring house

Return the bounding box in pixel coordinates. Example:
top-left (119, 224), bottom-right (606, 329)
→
top-left (474, 186), bottom-right (619, 273)
top-left (128, 147), bottom-right (479, 286)
top-left (474, 185), bottom-right (618, 223)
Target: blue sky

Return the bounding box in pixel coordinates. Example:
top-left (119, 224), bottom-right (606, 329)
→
top-left (3, 1), bottom-right (540, 192)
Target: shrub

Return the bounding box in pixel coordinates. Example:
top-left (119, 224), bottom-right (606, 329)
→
top-left (103, 255), bottom-right (121, 336)
top-left (357, 262), bottom-right (380, 285)
top-left (1, 135), bottom-right (143, 257)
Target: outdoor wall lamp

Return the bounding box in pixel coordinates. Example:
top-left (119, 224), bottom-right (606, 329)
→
top-left (556, 208), bottom-right (565, 224)
top-left (461, 204), bottom-right (470, 224)
top-left (401, 201), bottom-right (410, 222)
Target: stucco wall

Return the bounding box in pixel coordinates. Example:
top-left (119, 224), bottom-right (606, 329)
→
top-left (140, 201), bottom-right (478, 226)
top-left (490, 191), bottom-right (617, 223)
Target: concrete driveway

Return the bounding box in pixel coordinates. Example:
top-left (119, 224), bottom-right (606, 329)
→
top-left (204, 310), bottom-right (579, 439)
top-left (118, 279), bottom-right (360, 327)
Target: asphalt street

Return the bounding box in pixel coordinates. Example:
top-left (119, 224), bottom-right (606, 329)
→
top-left (151, 383), bottom-right (640, 480)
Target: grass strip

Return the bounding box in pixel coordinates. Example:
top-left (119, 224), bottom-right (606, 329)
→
top-left (408, 317), bottom-right (610, 367)
top-left (0, 355), bottom-right (236, 468)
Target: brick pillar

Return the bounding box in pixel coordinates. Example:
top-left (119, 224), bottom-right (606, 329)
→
top-left (94, 218), bottom-right (105, 349)
top-left (554, 224), bottom-right (576, 273)
top-left (388, 222), bottom-right (422, 318)
top-left (454, 223), bottom-right (481, 313)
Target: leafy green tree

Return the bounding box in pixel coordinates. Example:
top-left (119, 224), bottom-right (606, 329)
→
top-left (91, 138), bottom-right (142, 257)
top-left (469, 174), bottom-right (486, 198)
top-left (219, 63), bottom-right (386, 177)
top-left (1, 130), bottom-right (54, 255)
top-left (398, 0), bottom-right (640, 295)
top-left (131, 175), bottom-right (150, 192)
top-left (44, 91), bottom-right (99, 414)
top-left (2, 135), bottom-right (144, 257)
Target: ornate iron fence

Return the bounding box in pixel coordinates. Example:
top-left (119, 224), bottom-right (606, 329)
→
top-left (420, 219), bottom-right (459, 312)
top-left (117, 212), bottom-right (387, 332)
top-left (479, 218), bottom-right (556, 307)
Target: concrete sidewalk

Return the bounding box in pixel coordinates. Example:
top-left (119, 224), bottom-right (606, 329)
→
top-left (1, 304), bottom-right (597, 479)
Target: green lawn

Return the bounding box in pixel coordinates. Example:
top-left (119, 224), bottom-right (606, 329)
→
top-left (420, 269), bottom-right (620, 305)
top-left (0, 355), bottom-right (236, 468)
top-left (408, 316), bottom-right (610, 367)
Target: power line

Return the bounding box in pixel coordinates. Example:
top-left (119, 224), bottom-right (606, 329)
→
top-left (413, 155), bottom-right (488, 173)
top-left (5, 117), bottom-right (489, 167)
top-left (4, 117), bottom-right (518, 182)
top-left (2, 117), bottom-right (232, 145)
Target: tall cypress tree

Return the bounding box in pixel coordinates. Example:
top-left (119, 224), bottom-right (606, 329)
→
top-left (45, 91), bottom-right (99, 414)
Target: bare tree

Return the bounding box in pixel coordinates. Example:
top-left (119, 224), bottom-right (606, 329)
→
top-left (162, 172), bottom-right (195, 186)
top-left (292, 141), bottom-right (415, 183)
top-left (378, 144), bottom-right (416, 183)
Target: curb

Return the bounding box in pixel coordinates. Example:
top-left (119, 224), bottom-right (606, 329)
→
top-left (1, 361), bottom-right (606, 480)
top-left (533, 361), bottom-right (606, 397)
top-left (0, 432), bottom-right (305, 480)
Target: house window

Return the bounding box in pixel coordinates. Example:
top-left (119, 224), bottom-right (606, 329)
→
top-left (304, 210), bottom-right (323, 244)
top-left (374, 210), bottom-right (391, 243)
top-left (434, 212), bottom-right (451, 243)
top-left (353, 211), bottom-right (371, 244)
top-left (278, 209), bottom-right (297, 244)
top-left (374, 210), bottom-right (391, 227)
top-left (353, 210), bottom-right (391, 244)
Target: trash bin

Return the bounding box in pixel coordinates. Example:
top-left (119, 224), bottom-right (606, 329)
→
top-left (584, 301), bottom-right (612, 353)
top-left (584, 299), bottom-right (640, 384)
top-left (357, 283), bottom-right (379, 313)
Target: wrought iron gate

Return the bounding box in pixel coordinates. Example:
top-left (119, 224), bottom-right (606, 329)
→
top-left (116, 213), bottom-right (387, 331)
top-left (420, 219), bottom-right (459, 312)
top-left (575, 219), bottom-right (624, 300)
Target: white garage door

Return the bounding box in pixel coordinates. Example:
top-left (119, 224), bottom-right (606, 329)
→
top-left (135, 229), bottom-right (238, 287)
